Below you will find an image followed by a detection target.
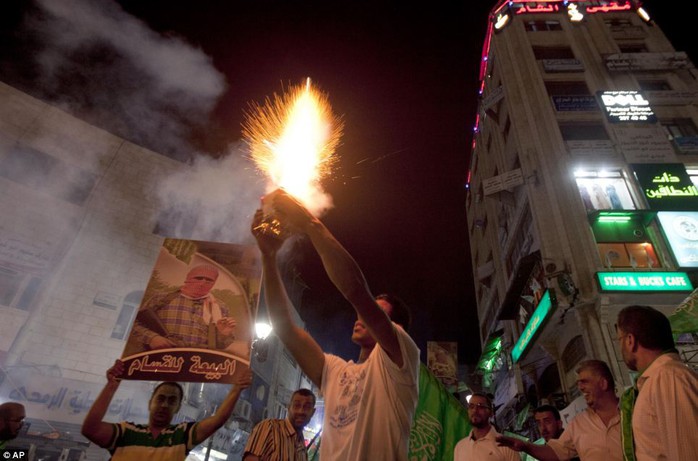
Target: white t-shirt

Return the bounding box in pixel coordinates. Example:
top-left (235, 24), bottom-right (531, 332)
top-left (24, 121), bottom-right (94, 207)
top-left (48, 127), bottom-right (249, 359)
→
top-left (319, 323), bottom-right (420, 461)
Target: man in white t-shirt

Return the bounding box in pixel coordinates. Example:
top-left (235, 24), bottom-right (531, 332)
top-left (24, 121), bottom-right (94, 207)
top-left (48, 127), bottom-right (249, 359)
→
top-left (454, 393), bottom-right (519, 461)
top-left (251, 190), bottom-right (420, 461)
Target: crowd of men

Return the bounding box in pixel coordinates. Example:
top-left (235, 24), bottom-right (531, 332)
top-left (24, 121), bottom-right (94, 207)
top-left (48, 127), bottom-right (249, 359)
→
top-left (1, 192), bottom-right (697, 461)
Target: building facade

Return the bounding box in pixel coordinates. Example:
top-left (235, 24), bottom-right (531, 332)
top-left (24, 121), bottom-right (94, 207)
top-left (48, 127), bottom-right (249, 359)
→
top-left (0, 80), bottom-right (314, 460)
top-left (467, 0), bottom-right (698, 434)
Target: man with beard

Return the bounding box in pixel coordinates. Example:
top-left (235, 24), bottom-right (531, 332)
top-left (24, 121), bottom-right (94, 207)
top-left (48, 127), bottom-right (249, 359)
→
top-left (243, 388), bottom-right (316, 460)
top-left (616, 305), bottom-right (698, 461)
top-left (497, 360), bottom-right (622, 461)
top-left (454, 393), bottom-right (519, 461)
top-left (129, 264), bottom-right (237, 352)
top-left (82, 360), bottom-right (252, 460)
top-left (251, 190), bottom-right (420, 461)
top-left (0, 402), bottom-right (25, 449)
top-left (534, 405), bottom-right (564, 442)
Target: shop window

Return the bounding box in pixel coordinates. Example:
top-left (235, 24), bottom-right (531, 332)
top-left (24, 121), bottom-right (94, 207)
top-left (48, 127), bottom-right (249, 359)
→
top-left (598, 242), bottom-right (660, 268)
top-left (525, 20), bottom-right (563, 32)
top-left (559, 123), bottom-right (609, 141)
top-left (574, 170), bottom-right (635, 211)
top-left (545, 81), bottom-right (591, 96)
top-left (532, 46), bottom-right (575, 60)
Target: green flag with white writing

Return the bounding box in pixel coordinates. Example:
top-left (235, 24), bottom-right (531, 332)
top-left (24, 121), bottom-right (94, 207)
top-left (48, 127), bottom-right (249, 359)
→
top-left (409, 364), bottom-right (471, 461)
top-left (669, 288), bottom-right (698, 334)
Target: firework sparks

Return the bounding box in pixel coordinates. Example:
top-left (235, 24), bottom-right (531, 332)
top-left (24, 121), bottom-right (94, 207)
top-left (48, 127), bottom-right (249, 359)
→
top-left (243, 78), bottom-right (343, 213)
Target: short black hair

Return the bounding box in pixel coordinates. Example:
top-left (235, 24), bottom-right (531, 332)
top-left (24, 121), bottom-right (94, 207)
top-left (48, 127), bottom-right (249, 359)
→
top-left (469, 392), bottom-right (493, 410)
top-left (376, 293), bottom-right (411, 331)
top-left (534, 404), bottom-right (561, 421)
top-left (291, 388), bottom-right (316, 406)
top-left (152, 382), bottom-right (184, 402)
top-left (617, 305), bottom-right (675, 352)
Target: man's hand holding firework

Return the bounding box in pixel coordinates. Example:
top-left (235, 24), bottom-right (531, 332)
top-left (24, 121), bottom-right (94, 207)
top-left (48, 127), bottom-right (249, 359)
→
top-left (266, 189), bottom-right (318, 235)
top-left (251, 208), bottom-right (286, 256)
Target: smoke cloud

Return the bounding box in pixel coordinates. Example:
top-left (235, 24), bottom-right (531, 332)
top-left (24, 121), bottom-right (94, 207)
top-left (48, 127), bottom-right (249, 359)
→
top-left (26, 0), bottom-right (226, 161)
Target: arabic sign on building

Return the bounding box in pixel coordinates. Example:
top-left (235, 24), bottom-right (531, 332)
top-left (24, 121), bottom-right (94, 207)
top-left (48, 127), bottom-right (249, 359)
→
top-left (120, 238), bottom-right (261, 384)
top-left (644, 90), bottom-right (698, 106)
top-left (511, 289), bottom-right (557, 363)
top-left (543, 59), bottom-right (585, 73)
top-left (614, 126), bottom-right (677, 163)
top-left (631, 163), bottom-right (698, 210)
top-left (605, 52), bottom-right (691, 71)
top-left (596, 271), bottom-right (693, 292)
top-left (483, 169), bottom-right (524, 196)
top-left (598, 91), bottom-right (656, 123)
top-left (552, 95), bottom-right (598, 112)
top-left (657, 212), bottom-right (698, 268)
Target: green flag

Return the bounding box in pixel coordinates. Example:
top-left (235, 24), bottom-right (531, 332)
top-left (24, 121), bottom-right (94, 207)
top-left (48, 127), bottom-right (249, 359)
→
top-left (409, 363), bottom-right (471, 461)
top-left (669, 288), bottom-right (698, 334)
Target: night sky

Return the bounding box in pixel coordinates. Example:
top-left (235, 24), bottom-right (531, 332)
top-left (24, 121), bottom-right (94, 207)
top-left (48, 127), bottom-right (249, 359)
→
top-left (1, 0), bottom-right (695, 368)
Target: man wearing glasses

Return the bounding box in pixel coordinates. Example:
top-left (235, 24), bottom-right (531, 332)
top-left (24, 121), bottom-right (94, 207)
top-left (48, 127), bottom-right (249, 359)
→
top-left (0, 402), bottom-right (25, 449)
top-left (616, 305), bottom-right (698, 461)
top-left (454, 393), bottom-right (519, 461)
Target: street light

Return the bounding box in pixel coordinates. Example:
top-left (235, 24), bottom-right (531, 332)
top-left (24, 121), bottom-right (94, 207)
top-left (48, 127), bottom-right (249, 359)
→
top-left (252, 322), bottom-right (273, 362)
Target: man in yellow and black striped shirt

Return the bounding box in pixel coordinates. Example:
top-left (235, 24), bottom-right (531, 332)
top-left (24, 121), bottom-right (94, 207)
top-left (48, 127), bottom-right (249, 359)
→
top-left (243, 389), bottom-right (316, 461)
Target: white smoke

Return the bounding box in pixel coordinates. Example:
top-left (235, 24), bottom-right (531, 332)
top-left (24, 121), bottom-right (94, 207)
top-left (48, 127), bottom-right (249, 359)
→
top-left (156, 142), bottom-right (266, 243)
top-left (26, 0), bottom-right (227, 160)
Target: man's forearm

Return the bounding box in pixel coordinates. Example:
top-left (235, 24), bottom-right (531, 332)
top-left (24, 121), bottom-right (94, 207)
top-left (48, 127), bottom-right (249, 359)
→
top-left (81, 380), bottom-right (120, 445)
top-left (522, 442), bottom-right (560, 461)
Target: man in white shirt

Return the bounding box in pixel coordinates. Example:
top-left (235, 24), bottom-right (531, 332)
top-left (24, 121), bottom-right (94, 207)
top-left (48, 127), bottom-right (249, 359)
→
top-left (251, 190), bottom-right (420, 461)
top-left (454, 393), bottom-right (520, 461)
top-left (497, 360), bottom-right (622, 461)
top-left (616, 304), bottom-right (698, 461)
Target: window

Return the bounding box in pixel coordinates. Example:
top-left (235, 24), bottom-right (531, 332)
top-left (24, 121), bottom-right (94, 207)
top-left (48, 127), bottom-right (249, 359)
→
top-left (533, 46), bottom-right (575, 60)
top-left (663, 119), bottom-right (698, 140)
top-left (562, 336), bottom-right (586, 372)
top-left (0, 146), bottom-right (97, 206)
top-left (604, 18), bottom-right (633, 28)
top-left (618, 43), bottom-right (648, 53)
top-left (638, 80), bottom-right (671, 91)
top-left (545, 81), bottom-right (591, 96)
top-left (598, 242), bottom-right (660, 268)
top-left (525, 20), bottom-right (562, 32)
top-left (559, 123), bottom-right (609, 141)
top-left (574, 169), bottom-right (635, 211)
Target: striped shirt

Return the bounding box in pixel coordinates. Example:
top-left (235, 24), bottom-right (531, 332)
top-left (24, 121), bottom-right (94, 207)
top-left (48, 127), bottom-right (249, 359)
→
top-left (244, 418), bottom-right (307, 461)
top-left (107, 421), bottom-right (197, 461)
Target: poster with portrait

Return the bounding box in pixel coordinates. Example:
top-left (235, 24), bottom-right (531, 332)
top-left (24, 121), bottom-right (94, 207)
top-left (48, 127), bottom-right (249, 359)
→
top-left (120, 238), bottom-right (261, 384)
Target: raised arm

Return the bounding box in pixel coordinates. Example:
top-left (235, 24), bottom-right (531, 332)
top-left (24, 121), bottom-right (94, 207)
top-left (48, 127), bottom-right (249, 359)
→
top-left (81, 360), bottom-right (123, 447)
top-left (270, 190), bottom-right (402, 366)
top-left (251, 209), bottom-right (326, 386)
top-left (194, 368), bottom-right (253, 444)
top-left (496, 435), bottom-right (560, 461)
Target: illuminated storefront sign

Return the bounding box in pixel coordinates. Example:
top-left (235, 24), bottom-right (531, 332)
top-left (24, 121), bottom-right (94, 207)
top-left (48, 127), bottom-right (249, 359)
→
top-left (631, 164), bottom-right (698, 210)
top-left (511, 290), bottom-right (556, 363)
top-left (598, 90), bottom-right (656, 123)
top-left (596, 271), bottom-right (693, 291)
top-left (657, 212), bottom-right (698, 268)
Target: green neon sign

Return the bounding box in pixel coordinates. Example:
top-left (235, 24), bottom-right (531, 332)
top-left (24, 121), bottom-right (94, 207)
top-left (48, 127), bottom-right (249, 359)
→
top-left (596, 272), bottom-right (693, 292)
top-left (511, 290), bottom-right (556, 363)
